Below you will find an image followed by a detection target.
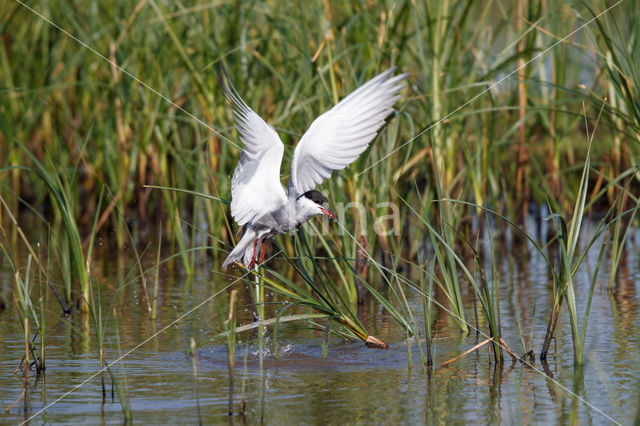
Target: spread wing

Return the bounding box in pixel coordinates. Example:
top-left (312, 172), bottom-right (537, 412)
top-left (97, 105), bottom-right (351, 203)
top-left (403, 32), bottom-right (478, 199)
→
top-left (219, 68), bottom-right (287, 227)
top-left (288, 67), bottom-right (408, 197)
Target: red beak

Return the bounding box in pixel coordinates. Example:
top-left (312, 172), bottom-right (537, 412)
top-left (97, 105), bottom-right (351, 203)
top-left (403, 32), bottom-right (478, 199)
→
top-left (320, 207), bottom-right (337, 221)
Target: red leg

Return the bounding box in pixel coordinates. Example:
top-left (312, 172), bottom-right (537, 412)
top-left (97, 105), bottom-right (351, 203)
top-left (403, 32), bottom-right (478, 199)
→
top-left (248, 239), bottom-right (258, 270)
top-left (259, 239), bottom-right (266, 264)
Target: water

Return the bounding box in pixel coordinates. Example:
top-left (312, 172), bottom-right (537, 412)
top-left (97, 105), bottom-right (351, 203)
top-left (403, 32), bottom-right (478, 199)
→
top-left (1, 223), bottom-right (639, 424)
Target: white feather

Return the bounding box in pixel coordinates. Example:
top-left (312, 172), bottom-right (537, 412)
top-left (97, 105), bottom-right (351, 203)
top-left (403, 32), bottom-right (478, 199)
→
top-left (220, 72), bottom-right (287, 227)
top-left (288, 67), bottom-right (409, 197)
top-left (221, 67), bottom-right (407, 269)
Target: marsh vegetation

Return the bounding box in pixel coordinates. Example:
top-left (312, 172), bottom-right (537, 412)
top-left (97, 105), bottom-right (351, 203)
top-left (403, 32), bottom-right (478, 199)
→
top-left (1, 0), bottom-right (639, 423)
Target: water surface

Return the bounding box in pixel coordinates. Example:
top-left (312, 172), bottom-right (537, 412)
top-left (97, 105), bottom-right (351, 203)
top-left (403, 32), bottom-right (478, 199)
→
top-left (1, 223), bottom-right (639, 424)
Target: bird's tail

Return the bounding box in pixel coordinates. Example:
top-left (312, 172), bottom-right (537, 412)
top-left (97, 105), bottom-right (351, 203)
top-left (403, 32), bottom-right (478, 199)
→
top-left (222, 229), bottom-right (263, 270)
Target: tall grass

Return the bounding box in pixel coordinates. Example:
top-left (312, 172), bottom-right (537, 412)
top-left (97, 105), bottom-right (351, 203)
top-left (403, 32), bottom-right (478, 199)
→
top-left (264, 230), bottom-right (394, 348)
top-left (19, 144), bottom-right (92, 311)
top-left (11, 255), bottom-right (40, 375)
top-left (2, 0), bottom-right (637, 264)
top-left (1, 0), bottom-right (639, 386)
top-left (540, 128), bottom-right (596, 365)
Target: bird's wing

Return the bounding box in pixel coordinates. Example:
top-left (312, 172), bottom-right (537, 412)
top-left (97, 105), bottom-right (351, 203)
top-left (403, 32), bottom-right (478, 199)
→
top-left (219, 68), bottom-right (287, 227)
top-left (288, 67), bottom-right (408, 197)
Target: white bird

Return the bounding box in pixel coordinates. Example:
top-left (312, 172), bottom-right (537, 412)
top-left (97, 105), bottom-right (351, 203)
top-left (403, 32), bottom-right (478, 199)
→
top-left (220, 66), bottom-right (408, 270)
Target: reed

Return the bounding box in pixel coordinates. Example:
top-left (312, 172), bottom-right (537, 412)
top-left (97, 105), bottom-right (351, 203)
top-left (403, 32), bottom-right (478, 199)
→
top-left (429, 158), bottom-right (467, 333)
top-left (2, 3), bottom-right (640, 415)
top-left (409, 194), bottom-right (508, 363)
top-left (151, 227), bottom-right (163, 320)
top-left (582, 2), bottom-right (640, 134)
top-left (539, 104), bottom-right (611, 365)
top-left (420, 257), bottom-right (436, 368)
top-left (0, 0), bottom-right (632, 259)
top-left (11, 255), bottom-right (38, 375)
top-left (89, 280), bottom-right (107, 401)
top-left (36, 243), bottom-right (49, 374)
top-left (264, 231), bottom-right (393, 348)
top-left (109, 306), bottom-right (133, 424)
top-left (2, 237), bottom-right (49, 378)
top-left (581, 2), bottom-right (640, 291)
top-left (18, 144), bottom-right (91, 311)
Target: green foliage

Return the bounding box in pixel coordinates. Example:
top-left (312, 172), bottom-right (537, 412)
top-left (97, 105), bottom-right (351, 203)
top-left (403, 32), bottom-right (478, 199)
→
top-left (1, 0), bottom-right (639, 375)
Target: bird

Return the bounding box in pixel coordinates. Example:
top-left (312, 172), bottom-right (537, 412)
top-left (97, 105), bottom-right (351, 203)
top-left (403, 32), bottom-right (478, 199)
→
top-left (220, 66), bottom-right (408, 270)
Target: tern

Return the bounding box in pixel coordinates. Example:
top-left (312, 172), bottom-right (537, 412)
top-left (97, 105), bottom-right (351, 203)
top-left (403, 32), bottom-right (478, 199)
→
top-left (220, 66), bottom-right (408, 270)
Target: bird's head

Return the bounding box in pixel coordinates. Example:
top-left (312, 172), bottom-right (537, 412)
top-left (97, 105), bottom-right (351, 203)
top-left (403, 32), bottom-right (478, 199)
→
top-left (300, 190), bottom-right (336, 221)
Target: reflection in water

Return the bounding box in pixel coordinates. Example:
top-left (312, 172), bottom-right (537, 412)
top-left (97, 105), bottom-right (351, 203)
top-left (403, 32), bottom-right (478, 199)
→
top-left (612, 256), bottom-right (639, 345)
top-left (0, 230), bottom-right (638, 424)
